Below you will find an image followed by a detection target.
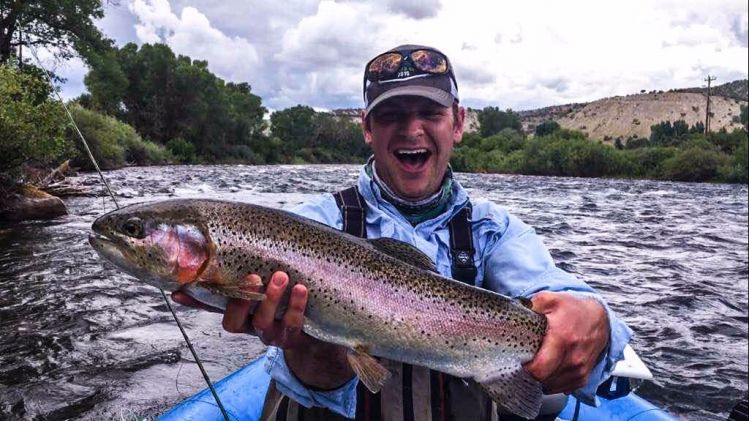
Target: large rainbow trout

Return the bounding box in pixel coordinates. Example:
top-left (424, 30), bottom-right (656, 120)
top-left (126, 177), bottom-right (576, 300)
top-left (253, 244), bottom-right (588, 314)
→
top-left (89, 199), bottom-right (547, 418)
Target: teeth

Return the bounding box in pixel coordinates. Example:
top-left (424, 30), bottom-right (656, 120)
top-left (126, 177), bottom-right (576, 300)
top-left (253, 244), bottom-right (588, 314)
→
top-left (395, 149), bottom-right (428, 155)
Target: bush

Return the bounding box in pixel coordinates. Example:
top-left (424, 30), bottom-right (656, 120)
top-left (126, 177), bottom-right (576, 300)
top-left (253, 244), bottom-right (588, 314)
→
top-left (719, 138), bottom-right (748, 183)
top-left (167, 137), bottom-right (196, 163)
top-left (0, 64), bottom-right (71, 183)
top-left (661, 147), bottom-right (728, 182)
top-left (68, 105), bottom-right (170, 170)
top-left (534, 120), bottom-right (560, 137)
top-left (621, 147), bottom-right (678, 178)
top-left (479, 128), bottom-right (524, 153)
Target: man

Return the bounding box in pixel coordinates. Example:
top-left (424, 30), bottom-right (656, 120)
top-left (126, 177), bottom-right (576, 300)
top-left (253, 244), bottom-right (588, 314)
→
top-left (173, 44), bottom-right (632, 420)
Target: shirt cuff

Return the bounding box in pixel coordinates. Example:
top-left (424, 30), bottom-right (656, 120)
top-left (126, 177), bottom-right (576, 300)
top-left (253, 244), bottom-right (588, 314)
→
top-left (264, 346), bottom-right (359, 418)
top-left (563, 291), bottom-right (633, 406)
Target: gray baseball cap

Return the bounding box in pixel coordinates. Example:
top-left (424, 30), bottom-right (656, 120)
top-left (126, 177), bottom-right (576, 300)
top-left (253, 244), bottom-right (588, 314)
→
top-left (363, 44), bottom-right (459, 117)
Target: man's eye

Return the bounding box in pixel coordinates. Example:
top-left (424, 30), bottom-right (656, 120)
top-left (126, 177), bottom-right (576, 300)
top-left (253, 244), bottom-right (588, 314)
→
top-left (376, 112), bottom-right (400, 121)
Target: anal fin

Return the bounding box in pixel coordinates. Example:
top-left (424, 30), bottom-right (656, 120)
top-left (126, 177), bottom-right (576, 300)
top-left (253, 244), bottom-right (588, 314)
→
top-left (477, 361), bottom-right (543, 420)
top-left (346, 346), bottom-right (391, 394)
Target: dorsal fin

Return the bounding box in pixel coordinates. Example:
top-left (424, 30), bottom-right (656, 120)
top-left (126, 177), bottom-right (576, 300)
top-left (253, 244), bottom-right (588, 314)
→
top-left (368, 238), bottom-right (437, 272)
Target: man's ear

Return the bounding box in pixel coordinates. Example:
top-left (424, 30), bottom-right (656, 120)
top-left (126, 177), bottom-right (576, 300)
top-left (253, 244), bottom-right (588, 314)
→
top-left (453, 105), bottom-right (466, 145)
top-left (361, 110), bottom-right (373, 145)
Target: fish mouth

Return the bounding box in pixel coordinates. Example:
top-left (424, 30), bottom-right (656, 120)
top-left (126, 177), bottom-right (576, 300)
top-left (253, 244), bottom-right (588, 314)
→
top-left (88, 233), bottom-right (182, 292)
top-left (89, 233), bottom-right (129, 268)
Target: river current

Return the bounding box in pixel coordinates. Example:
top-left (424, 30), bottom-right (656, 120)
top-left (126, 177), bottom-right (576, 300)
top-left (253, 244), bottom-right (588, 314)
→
top-left (0, 165), bottom-right (746, 420)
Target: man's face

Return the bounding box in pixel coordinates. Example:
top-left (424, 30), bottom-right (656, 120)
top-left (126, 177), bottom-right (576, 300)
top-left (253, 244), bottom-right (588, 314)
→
top-left (362, 96), bottom-right (465, 201)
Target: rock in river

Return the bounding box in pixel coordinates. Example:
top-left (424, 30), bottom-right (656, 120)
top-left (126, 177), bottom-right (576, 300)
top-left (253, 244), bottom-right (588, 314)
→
top-left (0, 185), bottom-right (67, 222)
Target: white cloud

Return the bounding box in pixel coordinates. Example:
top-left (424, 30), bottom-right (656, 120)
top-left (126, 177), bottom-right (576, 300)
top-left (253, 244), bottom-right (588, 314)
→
top-left (61, 0), bottom-right (747, 110)
top-left (129, 0), bottom-right (259, 83)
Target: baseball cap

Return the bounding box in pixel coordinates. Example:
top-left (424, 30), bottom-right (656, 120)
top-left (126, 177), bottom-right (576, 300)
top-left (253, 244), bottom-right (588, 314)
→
top-left (363, 44), bottom-right (459, 117)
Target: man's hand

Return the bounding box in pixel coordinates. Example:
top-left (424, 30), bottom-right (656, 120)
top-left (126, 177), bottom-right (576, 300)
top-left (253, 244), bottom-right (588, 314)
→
top-left (172, 271), bottom-right (354, 389)
top-left (523, 291), bottom-right (610, 394)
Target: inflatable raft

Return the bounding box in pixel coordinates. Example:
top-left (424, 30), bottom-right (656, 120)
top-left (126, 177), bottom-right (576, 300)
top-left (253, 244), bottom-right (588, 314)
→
top-left (158, 345), bottom-right (675, 421)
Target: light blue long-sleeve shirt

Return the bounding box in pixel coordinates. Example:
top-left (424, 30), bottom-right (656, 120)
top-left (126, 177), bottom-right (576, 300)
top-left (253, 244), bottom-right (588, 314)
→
top-left (265, 166), bottom-right (633, 418)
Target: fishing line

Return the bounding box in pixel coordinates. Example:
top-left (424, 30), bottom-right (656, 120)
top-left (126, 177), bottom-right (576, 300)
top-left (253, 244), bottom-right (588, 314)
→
top-left (26, 44), bottom-right (231, 421)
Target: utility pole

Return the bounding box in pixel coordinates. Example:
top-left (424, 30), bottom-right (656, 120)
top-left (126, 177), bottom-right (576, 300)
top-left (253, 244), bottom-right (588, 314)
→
top-left (704, 75), bottom-right (716, 133)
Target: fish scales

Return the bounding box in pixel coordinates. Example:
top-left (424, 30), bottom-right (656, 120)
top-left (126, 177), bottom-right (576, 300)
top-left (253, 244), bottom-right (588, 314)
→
top-left (89, 199), bottom-right (548, 418)
top-left (200, 202), bottom-right (544, 372)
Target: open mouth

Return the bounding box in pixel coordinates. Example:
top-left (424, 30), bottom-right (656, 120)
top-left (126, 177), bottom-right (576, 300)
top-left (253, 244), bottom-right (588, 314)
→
top-left (394, 148), bottom-right (431, 169)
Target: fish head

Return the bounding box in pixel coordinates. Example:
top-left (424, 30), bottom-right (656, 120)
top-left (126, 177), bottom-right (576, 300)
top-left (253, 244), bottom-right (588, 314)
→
top-left (89, 202), bottom-right (210, 291)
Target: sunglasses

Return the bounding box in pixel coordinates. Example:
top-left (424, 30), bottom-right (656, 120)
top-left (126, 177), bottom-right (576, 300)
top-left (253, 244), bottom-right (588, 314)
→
top-left (363, 48), bottom-right (457, 99)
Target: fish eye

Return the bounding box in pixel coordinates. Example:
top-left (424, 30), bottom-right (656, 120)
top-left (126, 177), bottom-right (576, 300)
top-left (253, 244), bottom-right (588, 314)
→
top-left (121, 217), bottom-right (145, 239)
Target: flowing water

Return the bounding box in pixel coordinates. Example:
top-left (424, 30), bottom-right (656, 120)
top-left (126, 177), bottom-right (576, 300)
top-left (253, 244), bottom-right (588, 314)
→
top-left (0, 165), bottom-right (746, 420)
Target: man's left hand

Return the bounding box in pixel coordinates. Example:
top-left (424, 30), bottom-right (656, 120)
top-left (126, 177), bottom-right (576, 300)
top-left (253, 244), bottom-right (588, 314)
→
top-left (523, 291), bottom-right (610, 394)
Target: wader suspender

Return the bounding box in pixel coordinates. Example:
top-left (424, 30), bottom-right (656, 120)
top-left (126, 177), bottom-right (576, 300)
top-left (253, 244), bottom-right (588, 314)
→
top-left (336, 186), bottom-right (479, 421)
top-left (334, 186), bottom-right (477, 285)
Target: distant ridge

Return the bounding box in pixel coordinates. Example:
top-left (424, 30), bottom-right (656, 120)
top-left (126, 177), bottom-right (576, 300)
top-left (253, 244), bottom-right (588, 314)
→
top-left (331, 79), bottom-right (748, 142)
top-left (674, 79), bottom-right (748, 102)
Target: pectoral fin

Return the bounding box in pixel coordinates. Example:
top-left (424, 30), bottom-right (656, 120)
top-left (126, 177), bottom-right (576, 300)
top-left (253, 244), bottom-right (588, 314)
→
top-left (346, 346), bottom-right (391, 393)
top-left (476, 361), bottom-right (543, 420)
top-left (201, 273), bottom-right (267, 301)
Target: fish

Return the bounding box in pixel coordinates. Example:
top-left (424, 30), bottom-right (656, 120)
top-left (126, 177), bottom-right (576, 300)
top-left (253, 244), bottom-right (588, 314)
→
top-left (88, 199), bottom-right (548, 418)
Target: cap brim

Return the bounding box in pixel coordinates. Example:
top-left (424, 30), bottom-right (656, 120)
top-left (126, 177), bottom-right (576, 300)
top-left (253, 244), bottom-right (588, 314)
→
top-left (364, 85), bottom-right (455, 117)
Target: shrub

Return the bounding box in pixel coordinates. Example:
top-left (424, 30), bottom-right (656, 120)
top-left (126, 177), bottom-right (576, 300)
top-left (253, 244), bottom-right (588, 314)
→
top-left (661, 147), bottom-right (728, 182)
top-left (719, 138), bottom-right (748, 183)
top-left (167, 137), bottom-right (196, 163)
top-left (67, 105), bottom-right (170, 170)
top-left (534, 120), bottom-right (560, 137)
top-left (0, 64), bottom-right (71, 183)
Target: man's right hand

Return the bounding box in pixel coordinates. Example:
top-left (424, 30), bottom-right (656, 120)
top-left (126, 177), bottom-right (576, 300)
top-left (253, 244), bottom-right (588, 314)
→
top-left (172, 271), bottom-right (355, 389)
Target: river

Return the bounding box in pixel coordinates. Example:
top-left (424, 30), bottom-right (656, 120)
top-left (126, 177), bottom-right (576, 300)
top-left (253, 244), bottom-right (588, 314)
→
top-left (0, 164), bottom-right (746, 420)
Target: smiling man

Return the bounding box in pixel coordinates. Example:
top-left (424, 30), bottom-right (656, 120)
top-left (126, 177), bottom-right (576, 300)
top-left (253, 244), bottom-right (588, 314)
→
top-left (174, 44), bottom-right (632, 421)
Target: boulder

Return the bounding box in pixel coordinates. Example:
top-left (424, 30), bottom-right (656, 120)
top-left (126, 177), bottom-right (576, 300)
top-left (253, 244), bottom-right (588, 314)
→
top-left (0, 185), bottom-right (67, 222)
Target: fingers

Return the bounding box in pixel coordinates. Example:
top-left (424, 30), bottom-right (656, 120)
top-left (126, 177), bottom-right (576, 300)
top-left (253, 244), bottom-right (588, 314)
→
top-left (281, 284), bottom-right (308, 345)
top-left (529, 291), bottom-right (556, 314)
top-left (252, 271), bottom-right (289, 340)
top-left (524, 332), bottom-right (565, 383)
top-left (222, 297), bottom-right (255, 334)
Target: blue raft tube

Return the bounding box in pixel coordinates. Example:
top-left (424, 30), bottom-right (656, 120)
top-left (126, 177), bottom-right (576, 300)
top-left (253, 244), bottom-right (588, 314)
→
top-left (158, 345), bottom-right (676, 421)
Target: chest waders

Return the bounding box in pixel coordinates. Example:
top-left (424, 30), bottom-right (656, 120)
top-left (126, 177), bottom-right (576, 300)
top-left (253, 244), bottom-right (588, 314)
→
top-left (272, 187), bottom-right (556, 421)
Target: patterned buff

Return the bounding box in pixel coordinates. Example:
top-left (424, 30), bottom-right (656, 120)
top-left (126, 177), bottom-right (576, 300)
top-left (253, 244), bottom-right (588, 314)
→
top-left (365, 157), bottom-right (454, 225)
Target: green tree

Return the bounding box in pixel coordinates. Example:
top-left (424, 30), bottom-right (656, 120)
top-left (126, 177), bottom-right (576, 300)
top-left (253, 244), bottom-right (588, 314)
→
top-left (534, 120), bottom-right (560, 137)
top-left (84, 43), bottom-right (266, 162)
top-left (0, 0), bottom-right (106, 64)
top-left (0, 64), bottom-right (69, 182)
top-left (270, 105), bottom-right (318, 156)
top-left (624, 137), bottom-right (650, 149)
top-left (478, 106), bottom-right (522, 137)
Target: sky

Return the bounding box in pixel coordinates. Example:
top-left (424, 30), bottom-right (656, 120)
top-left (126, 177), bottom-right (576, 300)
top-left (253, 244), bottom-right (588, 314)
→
top-left (48, 0), bottom-right (748, 112)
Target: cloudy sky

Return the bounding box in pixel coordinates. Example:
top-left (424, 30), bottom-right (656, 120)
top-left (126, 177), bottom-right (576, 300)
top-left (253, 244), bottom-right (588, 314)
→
top-left (50, 0), bottom-right (748, 112)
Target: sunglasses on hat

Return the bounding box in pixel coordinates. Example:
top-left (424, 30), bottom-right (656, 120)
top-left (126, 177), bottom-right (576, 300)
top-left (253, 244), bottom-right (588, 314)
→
top-left (362, 48), bottom-right (458, 99)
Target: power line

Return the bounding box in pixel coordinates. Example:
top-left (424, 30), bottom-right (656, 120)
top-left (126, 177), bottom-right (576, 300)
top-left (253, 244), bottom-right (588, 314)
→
top-left (704, 75), bottom-right (716, 133)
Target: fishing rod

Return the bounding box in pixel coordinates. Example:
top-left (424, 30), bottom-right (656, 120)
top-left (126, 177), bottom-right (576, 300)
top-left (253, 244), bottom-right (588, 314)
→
top-left (25, 44), bottom-right (232, 421)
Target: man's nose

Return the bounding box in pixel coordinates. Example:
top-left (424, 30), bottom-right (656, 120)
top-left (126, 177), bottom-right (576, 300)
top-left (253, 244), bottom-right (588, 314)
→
top-left (398, 113), bottom-right (426, 139)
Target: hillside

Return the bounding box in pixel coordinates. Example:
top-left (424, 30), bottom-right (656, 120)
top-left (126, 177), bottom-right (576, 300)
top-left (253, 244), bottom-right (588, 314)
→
top-left (333, 79), bottom-right (748, 143)
top-left (518, 91), bottom-right (746, 141)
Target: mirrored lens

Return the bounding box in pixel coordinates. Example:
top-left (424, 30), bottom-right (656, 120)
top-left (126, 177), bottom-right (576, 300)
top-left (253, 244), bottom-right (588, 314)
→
top-left (368, 53), bottom-right (403, 80)
top-left (410, 50), bottom-right (447, 74)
